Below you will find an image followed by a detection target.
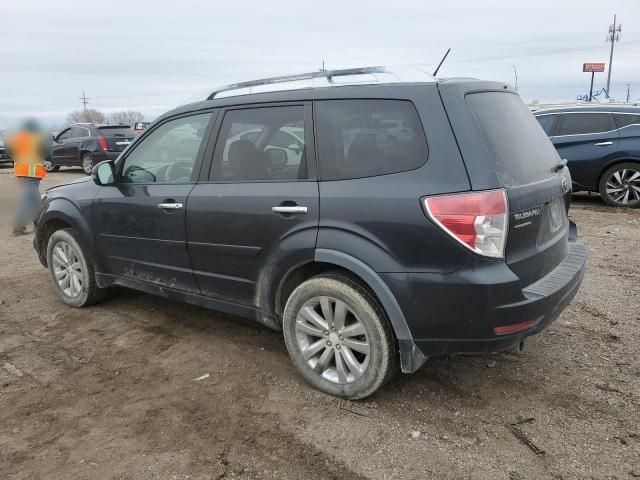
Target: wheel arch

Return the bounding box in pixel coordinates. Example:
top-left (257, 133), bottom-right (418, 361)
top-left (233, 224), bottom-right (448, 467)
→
top-left (273, 249), bottom-right (426, 373)
top-left (595, 156), bottom-right (640, 191)
top-left (36, 199), bottom-right (100, 270)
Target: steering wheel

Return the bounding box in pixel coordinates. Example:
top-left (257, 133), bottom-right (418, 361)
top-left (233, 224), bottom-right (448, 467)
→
top-left (165, 161), bottom-right (193, 183)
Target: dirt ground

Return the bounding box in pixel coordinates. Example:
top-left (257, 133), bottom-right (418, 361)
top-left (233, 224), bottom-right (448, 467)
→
top-left (0, 168), bottom-right (638, 480)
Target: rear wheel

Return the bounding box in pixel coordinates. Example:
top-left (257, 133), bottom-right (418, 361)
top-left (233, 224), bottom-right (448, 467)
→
top-left (282, 273), bottom-right (396, 399)
top-left (81, 153), bottom-right (94, 175)
top-left (46, 228), bottom-right (107, 307)
top-left (43, 158), bottom-right (59, 172)
top-left (599, 162), bottom-right (640, 208)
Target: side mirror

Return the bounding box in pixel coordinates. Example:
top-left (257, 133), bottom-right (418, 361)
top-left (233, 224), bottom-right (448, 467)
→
top-left (288, 143), bottom-right (301, 153)
top-left (52, 135), bottom-right (58, 143)
top-left (92, 160), bottom-right (116, 186)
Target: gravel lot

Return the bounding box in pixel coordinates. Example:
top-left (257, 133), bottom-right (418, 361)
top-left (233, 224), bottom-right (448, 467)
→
top-left (1, 168), bottom-right (639, 479)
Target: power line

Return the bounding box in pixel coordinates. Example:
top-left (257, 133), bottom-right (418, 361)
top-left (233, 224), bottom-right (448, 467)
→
top-left (79, 91), bottom-right (90, 111)
top-left (606, 14), bottom-right (622, 98)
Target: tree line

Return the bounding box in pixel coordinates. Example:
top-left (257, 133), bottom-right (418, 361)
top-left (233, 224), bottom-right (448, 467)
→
top-left (67, 109), bottom-right (145, 126)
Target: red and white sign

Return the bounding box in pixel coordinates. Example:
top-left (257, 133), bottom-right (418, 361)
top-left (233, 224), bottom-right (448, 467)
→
top-left (583, 63), bottom-right (605, 73)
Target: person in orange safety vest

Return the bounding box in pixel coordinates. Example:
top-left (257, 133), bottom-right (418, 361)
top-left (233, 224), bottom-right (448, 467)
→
top-left (3, 119), bottom-right (51, 236)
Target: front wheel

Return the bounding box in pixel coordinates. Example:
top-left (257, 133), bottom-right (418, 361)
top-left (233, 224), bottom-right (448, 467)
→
top-left (81, 153), bottom-right (94, 175)
top-left (599, 163), bottom-right (640, 207)
top-left (282, 273), bottom-right (397, 399)
top-left (43, 158), bottom-right (59, 172)
top-left (46, 228), bottom-right (107, 307)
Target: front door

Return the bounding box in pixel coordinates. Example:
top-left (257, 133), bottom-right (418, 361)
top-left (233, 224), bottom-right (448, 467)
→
top-left (51, 128), bottom-right (74, 164)
top-left (187, 104), bottom-right (319, 307)
top-left (93, 111), bottom-right (215, 292)
top-left (551, 112), bottom-right (619, 189)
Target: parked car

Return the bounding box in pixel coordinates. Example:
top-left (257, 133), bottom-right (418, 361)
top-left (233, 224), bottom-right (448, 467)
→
top-left (0, 132), bottom-right (11, 167)
top-left (33, 66), bottom-right (586, 399)
top-left (534, 105), bottom-right (640, 207)
top-left (46, 123), bottom-right (135, 174)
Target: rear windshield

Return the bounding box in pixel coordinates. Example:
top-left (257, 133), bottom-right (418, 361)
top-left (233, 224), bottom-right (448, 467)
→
top-left (98, 126), bottom-right (134, 136)
top-left (467, 92), bottom-right (560, 187)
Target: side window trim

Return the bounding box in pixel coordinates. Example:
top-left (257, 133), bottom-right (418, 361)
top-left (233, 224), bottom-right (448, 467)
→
top-left (204, 101), bottom-right (316, 183)
top-left (115, 109), bottom-right (217, 185)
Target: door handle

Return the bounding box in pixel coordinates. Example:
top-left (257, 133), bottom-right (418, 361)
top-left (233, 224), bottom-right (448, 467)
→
top-left (271, 205), bottom-right (308, 214)
top-left (594, 141), bottom-right (613, 146)
top-left (158, 202), bottom-right (183, 210)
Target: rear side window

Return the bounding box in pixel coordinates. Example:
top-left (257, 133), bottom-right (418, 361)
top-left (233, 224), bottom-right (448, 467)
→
top-left (614, 113), bottom-right (640, 129)
top-left (315, 100), bottom-right (427, 181)
top-left (557, 113), bottom-right (614, 135)
top-left (211, 106), bottom-right (307, 182)
top-left (535, 114), bottom-right (558, 136)
top-left (467, 92), bottom-right (559, 187)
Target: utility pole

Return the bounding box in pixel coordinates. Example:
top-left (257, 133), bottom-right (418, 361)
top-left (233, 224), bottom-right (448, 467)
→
top-left (512, 65), bottom-right (519, 92)
top-left (79, 91), bottom-right (90, 111)
top-left (626, 84), bottom-right (631, 103)
top-left (605, 14), bottom-right (622, 98)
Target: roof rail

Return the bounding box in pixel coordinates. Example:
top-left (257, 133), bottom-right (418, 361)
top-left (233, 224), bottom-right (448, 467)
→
top-left (207, 65), bottom-right (436, 100)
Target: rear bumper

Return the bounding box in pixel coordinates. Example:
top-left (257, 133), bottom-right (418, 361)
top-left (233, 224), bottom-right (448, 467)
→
top-left (382, 226), bottom-right (587, 357)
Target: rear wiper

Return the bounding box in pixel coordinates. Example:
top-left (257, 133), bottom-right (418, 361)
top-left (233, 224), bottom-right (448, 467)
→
top-left (552, 158), bottom-right (567, 173)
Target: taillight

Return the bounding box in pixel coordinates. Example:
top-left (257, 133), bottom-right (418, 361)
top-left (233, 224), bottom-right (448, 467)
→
top-left (98, 136), bottom-right (108, 151)
top-left (423, 189), bottom-right (508, 258)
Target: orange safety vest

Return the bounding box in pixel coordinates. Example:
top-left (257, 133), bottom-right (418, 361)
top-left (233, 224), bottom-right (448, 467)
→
top-left (7, 130), bottom-right (47, 179)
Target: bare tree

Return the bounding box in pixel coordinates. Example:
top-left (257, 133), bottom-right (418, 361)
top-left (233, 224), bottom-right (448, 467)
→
top-left (67, 109), bottom-right (106, 124)
top-left (109, 110), bottom-right (145, 126)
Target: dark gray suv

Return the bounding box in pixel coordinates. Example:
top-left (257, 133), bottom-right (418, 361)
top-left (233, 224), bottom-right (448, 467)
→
top-left (33, 66), bottom-right (586, 399)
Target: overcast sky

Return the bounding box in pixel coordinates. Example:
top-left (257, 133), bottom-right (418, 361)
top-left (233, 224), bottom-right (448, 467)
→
top-left (1, 0), bottom-right (639, 129)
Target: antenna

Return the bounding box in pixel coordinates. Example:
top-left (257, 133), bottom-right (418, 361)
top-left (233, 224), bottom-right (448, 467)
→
top-left (512, 65), bottom-right (519, 92)
top-left (432, 48), bottom-right (451, 76)
top-left (79, 91), bottom-right (90, 111)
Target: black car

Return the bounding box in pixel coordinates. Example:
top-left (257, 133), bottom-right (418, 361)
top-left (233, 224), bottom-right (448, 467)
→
top-left (0, 132), bottom-right (11, 166)
top-left (33, 66), bottom-right (586, 399)
top-left (46, 123), bottom-right (135, 175)
top-left (534, 105), bottom-right (640, 207)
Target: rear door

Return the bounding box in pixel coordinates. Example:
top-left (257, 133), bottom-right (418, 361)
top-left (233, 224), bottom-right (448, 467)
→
top-left (550, 112), bottom-right (619, 189)
top-left (439, 82), bottom-right (572, 287)
top-left (186, 103), bottom-right (319, 307)
top-left (68, 126), bottom-right (90, 165)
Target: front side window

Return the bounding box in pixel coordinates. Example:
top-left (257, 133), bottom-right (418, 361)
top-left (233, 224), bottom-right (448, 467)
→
top-left (614, 113), bottom-right (640, 129)
top-left (557, 113), bottom-right (613, 136)
top-left (211, 106), bottom-right (307, 182)
top-left (315, 99), bottom-right (428, 181)
top-left (57, 129), bottom-right (72, 142)
top-left (120, 113), bottom-right (212, 184)
top-left (535, 114), bottom-right (558, 136)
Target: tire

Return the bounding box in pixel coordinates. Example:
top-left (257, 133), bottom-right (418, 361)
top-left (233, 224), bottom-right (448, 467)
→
top-left (43, 158), bottom-right (59, 172)
top-left (598, 162), bottom-right (640, 208)
top-left (282, 273), bottom-right (397, 399)
top-left (81, 153), bottom-right (94, 175)
top-left (46, 228), bottom-right (107, 307)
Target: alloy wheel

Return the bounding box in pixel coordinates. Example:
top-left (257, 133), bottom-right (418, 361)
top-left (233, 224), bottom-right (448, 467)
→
top-left (82, 155), bottom-right (93, 174)
top-left (44, 159), bottom-right (54, 171)
top-left (51, 241), bottom-right (84, 298)
top-left (605, 168), bottom-right (640, 205)
top-left (295, 296), bottom-right (370, 384)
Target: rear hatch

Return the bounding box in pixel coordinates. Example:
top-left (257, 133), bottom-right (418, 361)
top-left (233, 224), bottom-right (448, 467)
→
top-left (97, 126), bottom-right (135, 152)
top-left (438, 80), bottom-right (571, 286)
